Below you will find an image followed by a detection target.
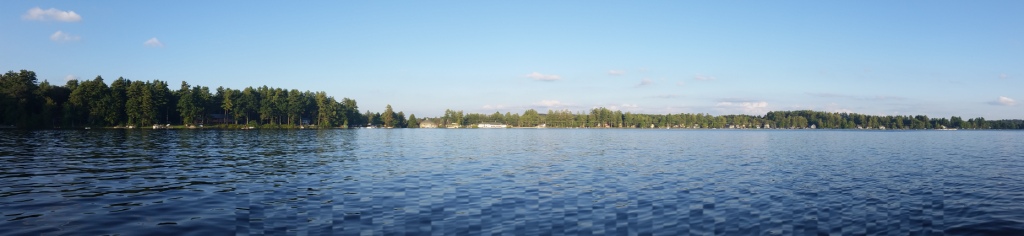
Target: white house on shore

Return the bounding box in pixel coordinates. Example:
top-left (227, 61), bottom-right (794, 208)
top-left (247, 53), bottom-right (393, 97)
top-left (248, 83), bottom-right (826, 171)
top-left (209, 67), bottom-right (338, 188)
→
top-left (419, 119), bottom-right (438, 128)
top-left (477, 122), bottom-right (507, 128)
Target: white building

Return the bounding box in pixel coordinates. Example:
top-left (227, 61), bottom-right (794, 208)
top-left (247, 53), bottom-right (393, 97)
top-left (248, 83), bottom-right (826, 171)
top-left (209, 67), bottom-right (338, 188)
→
top-left (477, 122), bottom-right (507, 128)
top-left (419, 119), bottom-right (438, 128)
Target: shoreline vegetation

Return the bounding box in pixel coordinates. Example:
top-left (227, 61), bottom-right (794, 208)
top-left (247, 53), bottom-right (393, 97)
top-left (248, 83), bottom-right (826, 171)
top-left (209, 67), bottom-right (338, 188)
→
top-left (3, 69), bottom-right (1023, 130)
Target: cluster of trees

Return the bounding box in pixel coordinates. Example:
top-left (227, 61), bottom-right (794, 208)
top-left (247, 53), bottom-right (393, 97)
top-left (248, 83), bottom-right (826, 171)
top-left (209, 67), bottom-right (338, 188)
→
top-left (0, 70), bottom-right (417, 129)
top-left (4, 69), bottom-right (1023, 130)
top-left (362, 105), bottom-right (418, 128)
top-left (424, 108), bottom-right (1024, 129)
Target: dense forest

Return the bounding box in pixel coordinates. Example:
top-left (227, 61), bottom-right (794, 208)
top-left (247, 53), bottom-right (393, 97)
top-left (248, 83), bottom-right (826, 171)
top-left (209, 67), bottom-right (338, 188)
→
top-left (0, 69), bottom-right (409, 129)
top-left (2, 69), bottom-right (1023, 129)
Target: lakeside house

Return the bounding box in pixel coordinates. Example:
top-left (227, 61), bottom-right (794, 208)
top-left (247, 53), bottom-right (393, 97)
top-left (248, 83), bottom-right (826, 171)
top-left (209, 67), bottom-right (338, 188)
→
top-left (419, 119), bottom-right (438, 128)
top-left (477, 122), bottom-right (507, 129)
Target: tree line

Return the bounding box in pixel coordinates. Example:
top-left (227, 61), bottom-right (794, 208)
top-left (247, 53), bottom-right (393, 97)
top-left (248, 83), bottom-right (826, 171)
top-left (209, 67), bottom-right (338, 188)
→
top-left (0, 69), bottom-right (417, 129)
top-left (426, 108), bottom-right (1023, 129)
top-left (3, 69), bottom-right (1022, 129)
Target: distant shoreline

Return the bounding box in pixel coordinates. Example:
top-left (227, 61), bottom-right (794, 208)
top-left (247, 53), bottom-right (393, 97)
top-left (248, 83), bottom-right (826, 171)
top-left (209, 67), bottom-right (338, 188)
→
top-left (3, 69), bottom-right (1022, 130)
top-left (12, 126), bottom-right (1004, 131)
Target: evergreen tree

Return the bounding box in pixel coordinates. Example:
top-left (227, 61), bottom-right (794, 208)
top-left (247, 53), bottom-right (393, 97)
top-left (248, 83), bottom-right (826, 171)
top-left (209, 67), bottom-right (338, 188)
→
top-left (407, 114), bottom-right (418, 128)
top-left (382, 104), bottom-right (396, 127)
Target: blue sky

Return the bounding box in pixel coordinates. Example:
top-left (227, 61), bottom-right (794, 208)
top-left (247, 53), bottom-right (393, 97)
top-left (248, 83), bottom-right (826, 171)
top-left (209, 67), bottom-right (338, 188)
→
top-left (3, 1), bottom-right (1022, 119)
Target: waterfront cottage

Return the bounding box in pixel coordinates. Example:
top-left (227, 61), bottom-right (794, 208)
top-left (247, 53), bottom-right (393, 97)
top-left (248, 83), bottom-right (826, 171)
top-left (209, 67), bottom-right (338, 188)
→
top-left (477, 122), bottom-right (507, 128)
top-left (419, 119), bottom-right (438, 128)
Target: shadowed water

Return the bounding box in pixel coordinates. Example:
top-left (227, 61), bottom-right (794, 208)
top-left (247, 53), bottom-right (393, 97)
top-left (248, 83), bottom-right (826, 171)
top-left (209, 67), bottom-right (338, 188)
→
top-left (1, 129), bottom-right (1023, 235)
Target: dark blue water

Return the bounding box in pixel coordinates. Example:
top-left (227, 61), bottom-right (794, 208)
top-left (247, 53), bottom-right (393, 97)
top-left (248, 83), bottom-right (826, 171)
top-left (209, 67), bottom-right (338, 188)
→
top-left (1, 129), bottom-right (1023, 235)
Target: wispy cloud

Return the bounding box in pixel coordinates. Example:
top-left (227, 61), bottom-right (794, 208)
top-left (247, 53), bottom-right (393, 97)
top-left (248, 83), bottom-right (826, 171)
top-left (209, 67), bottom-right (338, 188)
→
top-left (50, 30), bottom-right (80, 42)
top-left (825, 102), bottom-right (854, 113)
top-left (806, 92), bottom-right (906, 101)
top-left (482, 104), bottom-right (507, 110)
top-left (23, 7), bottom-right (81, 22)
top-left (999, 73), bottom-right (1008, 80)
top-left (535, 100), bottom-right (564, 108)
top-left (144, 37), bottom-right (164, 47)
top-left (65, 74), bottom-right (79, 82)
top-left (606, 103), bottom-right (639, 111)
top-left (805, 92), bottom-right (847, 98)
top-left (718, 98), bottom-right (760, 103)
top-left (676, 81), bottom-right (686, 87)
top-left (525, 72), bottom-right (560, 81)
top-left (608, 70), bottom-right (625, 76)
top-left (694, 75), bottom-right (716, 81)
top-left (648, 94), bottom-right (681, 99)
top-left (715, 98), bottom-right (769, 115)
top-left (989, 96), bottom-right (1016, 106)
top-left (870, 96), bottom-right (907, 101)
top-left (636, 78), bottom-right (653, 87)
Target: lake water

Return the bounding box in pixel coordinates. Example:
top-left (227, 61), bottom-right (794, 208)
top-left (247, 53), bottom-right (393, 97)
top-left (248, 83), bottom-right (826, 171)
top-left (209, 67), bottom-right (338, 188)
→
top-left (1, 129), bottom-right (1023, 235)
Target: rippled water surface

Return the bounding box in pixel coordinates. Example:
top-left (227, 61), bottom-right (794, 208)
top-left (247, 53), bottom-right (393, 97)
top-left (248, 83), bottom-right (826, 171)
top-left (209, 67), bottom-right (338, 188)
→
top-left (1, 129), bottom-right (1023, 235)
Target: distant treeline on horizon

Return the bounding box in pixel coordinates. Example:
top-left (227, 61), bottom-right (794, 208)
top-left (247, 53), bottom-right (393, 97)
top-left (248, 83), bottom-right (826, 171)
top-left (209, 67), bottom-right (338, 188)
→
top-left (2, 69), bottom-right (1023, 129)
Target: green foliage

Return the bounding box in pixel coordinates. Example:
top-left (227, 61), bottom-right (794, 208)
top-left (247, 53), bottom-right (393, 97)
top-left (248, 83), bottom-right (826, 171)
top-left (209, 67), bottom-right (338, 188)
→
top-left (407, 114), bottom-right (419, 128)
top-left (108, 77), bottom-right (129, 125)
top-left (396, 111), bottom-right (406, 128)
top-left (382, 104), bottom-right (396, 128)
top-left (0, 69), bottom-right (387, 129)
top-left (1, 70), bottom-right (41, 127)
top-left (429, 109), bottom-right (1015, 130)
top-left (1, 68), bottom-right (1020, 130)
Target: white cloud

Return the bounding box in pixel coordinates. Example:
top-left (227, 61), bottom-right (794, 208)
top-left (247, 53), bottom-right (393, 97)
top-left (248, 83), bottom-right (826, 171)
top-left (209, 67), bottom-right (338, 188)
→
top-left (694, 75), bottom-right (716, 81)
top-left (535, 100), bottom-right (564, 107)
top-left (991, 96), bottom-right (1016, 106)
top-left (676, 81), bottom-right (686, 86)
top-left (999, 73), bottom-right (1008, 79)
top-left (144, 37), bottom-right (164, 47)
top-left (482, 104), bottom-right (507, 110)
top-left (608, 70), bottom-right (625, 76)
top-left (50, 30), bottom-right (80, 42)
top-left (525, 72), bottom-right (560, 81)
top-left (716, 100), bottom-right (769, 114)
top-left (23, 7), bottom-right (81, 22)
top-left (65, 74), bottom-right (79, 82)
top-left (605, 103), bottom-right (640, 111)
